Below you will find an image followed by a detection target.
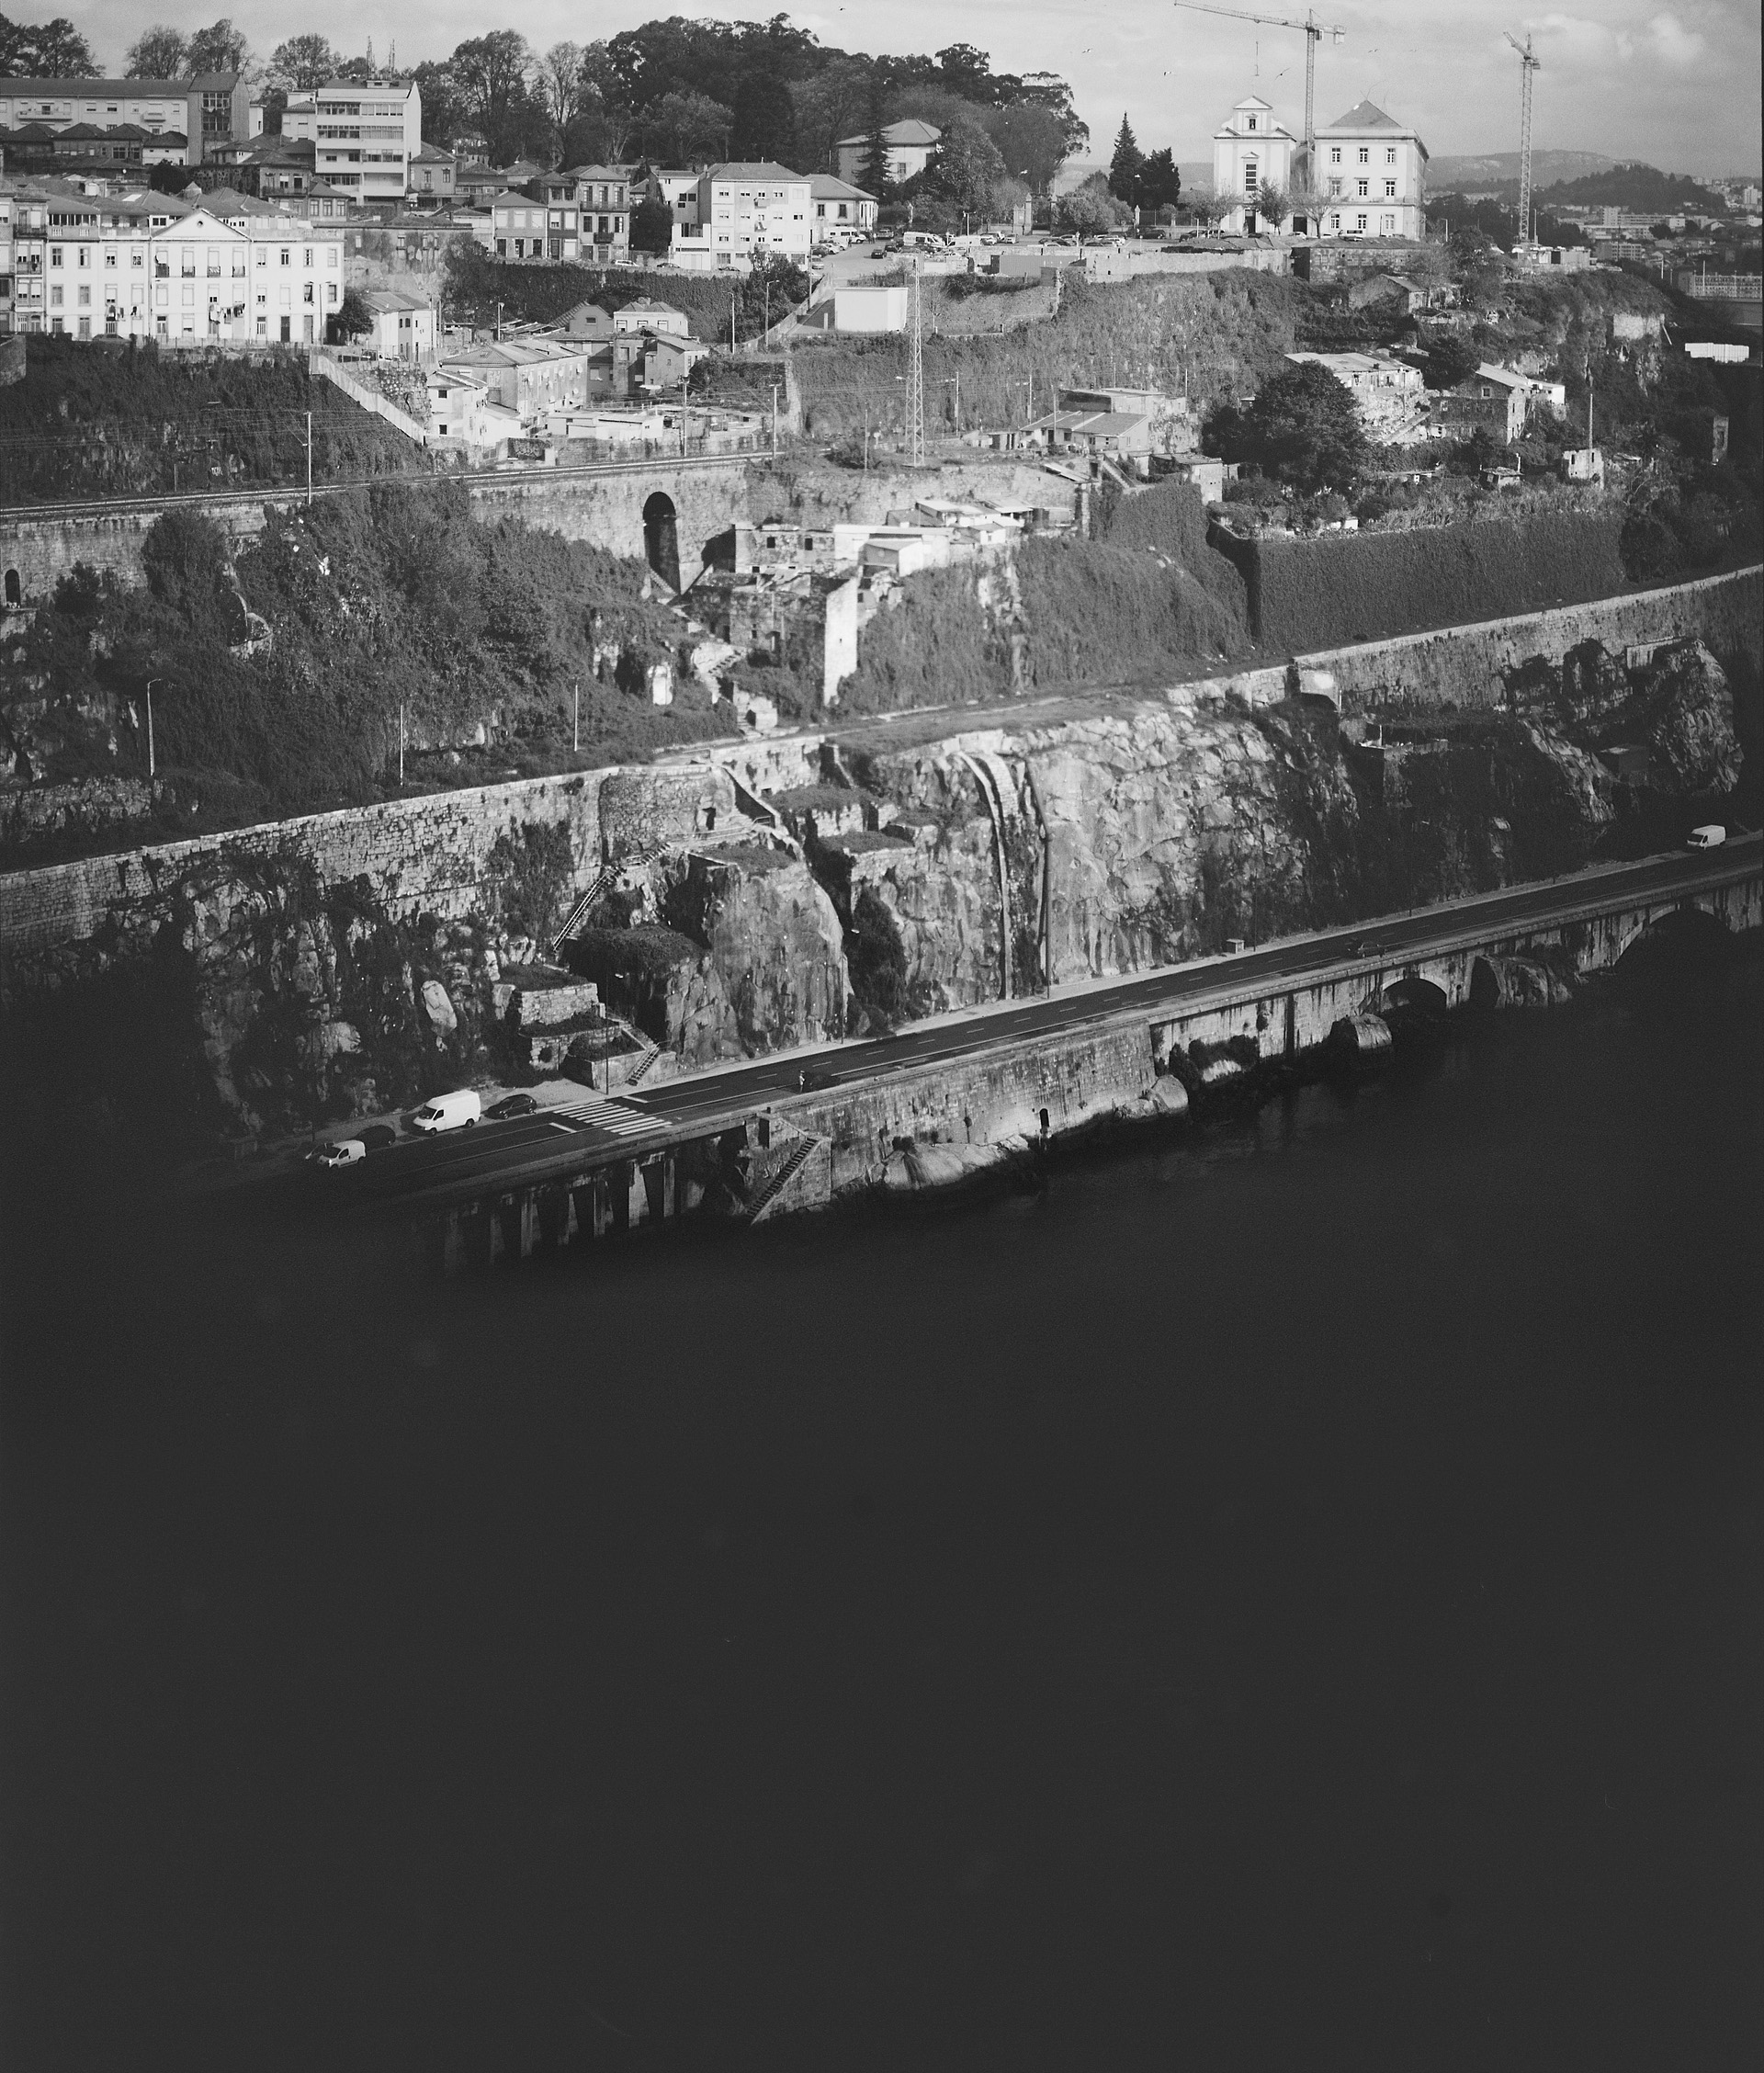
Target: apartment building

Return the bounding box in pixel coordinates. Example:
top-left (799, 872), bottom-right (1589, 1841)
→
top-left (1313, 100), bottom-right (1428, 241)
top-left (311, 78), bottom-right (421, 206)
top-left (0, 74), bottom-right (247, 164)
top-left (491, 170), bottom-right (631, 263)
top-left (671, 162), bottom-right (810, 273)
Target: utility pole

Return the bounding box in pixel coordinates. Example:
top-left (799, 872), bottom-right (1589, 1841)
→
top-left (398, 700), bottom-right (405, 786)
top-left (770, 379), bottom-right (780, 458)
top-left (305, 410), bottom-right (313, 506)
top-left (573, 680), bottom-right (580, 753)
top-left (902, 262), bottom-right (928, 467)
top-left (1504, 30), bottom-right (1541, 254)
top-left (145, 678), bottom-right (159, 779)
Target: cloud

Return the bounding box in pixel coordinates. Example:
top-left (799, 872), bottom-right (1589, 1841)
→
top-left (1644, 10), bottom-right (1706, 65)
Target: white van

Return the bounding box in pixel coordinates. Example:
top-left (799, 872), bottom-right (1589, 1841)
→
top-left (1686, 824), bottom-right (1726, 850)
top-left (410, 1090), bottom-right (481, 1135)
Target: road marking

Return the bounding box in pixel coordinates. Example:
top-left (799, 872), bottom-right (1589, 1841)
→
top-left (550, 1097), bottom-right (662, 1140)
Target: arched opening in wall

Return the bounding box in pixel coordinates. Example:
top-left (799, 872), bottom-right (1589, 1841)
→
top-left (4, 569), bottom-right (20, 608)
top-left (642, 492), bottom-right (681, 593)
top-left (1379, 975), bottom-right (1449, 1019)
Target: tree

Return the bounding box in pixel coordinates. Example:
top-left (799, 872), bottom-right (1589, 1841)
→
top-left (0, 13), bottom-right (95, 74)
top-left (126, 26), bottom-right (189, 78)
top-left (916, 116), bottom-right (1006, 231)
top-left (981, 100), bottom-right (1069, 197)
top-left (578, 42), bottom-right (637, 160)
top-left (1252, 183), bottom-right (1287, 232)
top-left (643, 89), bottom-right (731, 166)
top-left (859, 74), bottom-right (890, 200)
top-left (187, 19), bottom-right (249, 75)
top-left (1139, 147), bottom-right (1182, 213)
top-left (450, 32), bottom-right (537, 162)
top-left (412, 60), bottom-right (469, 144)
top-left (1209, 360), bottom-right (1369, 491)
top-left (537, 41), bottom-right (584, 132)
top-left (630, 192), bottom-right (673, 255)
top-left (1016, 71), bottom-right (1089, 157)
top-left (729, 67), bottom-right (797, 165)
top-left (270, 34), bottom-right (334, 89)
top-left (1108, 114), bottom-right (1143, 208)
top-left (788, 56), bottom-right (870, 176)
top-left (327, 288), bottom-right (374, 345)
top-left (1423, 334), bottom-right (1480, 391)
top-left (933, 42), bottom-right (995, 103)
top-left (1057, 174), bottom-right (1130, 238)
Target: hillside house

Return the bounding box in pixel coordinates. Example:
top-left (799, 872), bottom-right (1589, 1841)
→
top-left (1283, 350), bottom-right (1425, 437)
top-left (834, 119), bottom-right (940, 188)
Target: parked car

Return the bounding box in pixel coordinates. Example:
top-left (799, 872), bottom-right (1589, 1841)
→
top-left (410, 1089), bottom-right (481, 1135)
top-left (1687, 824), bottom-right (1726, 850)
top-left (485, 1093), bottom-right (540, 1120)
top-left (357, 1123), bottom-right (399, 1151)
top-left (312, 1138), bottom-right (366, 1170)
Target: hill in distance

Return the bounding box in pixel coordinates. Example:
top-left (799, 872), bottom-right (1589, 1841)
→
top-left (1429, 149), bottom-right (1614, 191)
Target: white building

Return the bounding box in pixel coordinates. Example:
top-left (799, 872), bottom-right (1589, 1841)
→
top-left (834, 119), bottom-right (941, 188)
top-left (670, 162), bottom-right (810, 273)
top-left (311, 77), bottom-right (421, 207)
top-left (28, 187), bottom-right (186, 340)
top-left (1211, 95), bottom-right (1298, 235)
top-left (650, 168), bottom-right (703, 232)
top-left (1284, 350), bottom-right (1426, 438)
top-left (810, 175), bottom-right (878, 240)
top-left (1313, 100), bottom-right (1428, 241)
top-left (359, 288), bottom-right (435, 362)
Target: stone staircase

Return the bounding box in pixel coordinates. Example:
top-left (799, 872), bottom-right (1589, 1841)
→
top-left (746, 1135), bottom-right (828, 1224)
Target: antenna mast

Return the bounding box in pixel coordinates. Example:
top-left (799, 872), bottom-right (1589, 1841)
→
top-left (1504, 30), bottom-right (1541, 250)
top-left (906, 259), bottom-right (926, 465)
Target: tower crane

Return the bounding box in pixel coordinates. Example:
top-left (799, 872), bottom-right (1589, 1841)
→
top-left (1504, 29), bottom-right (1542, 247)
top-left (1172, 1), bottom-right (1346, 176)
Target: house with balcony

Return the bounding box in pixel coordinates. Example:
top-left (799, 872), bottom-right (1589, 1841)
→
top-left (1313, 100), bottom-right (1428, 242)
top-left (670, 162), bottom-right (810, 273)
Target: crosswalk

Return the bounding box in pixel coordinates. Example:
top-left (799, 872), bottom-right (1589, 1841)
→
top-left (549, 1096), bottom-right (658, 1141)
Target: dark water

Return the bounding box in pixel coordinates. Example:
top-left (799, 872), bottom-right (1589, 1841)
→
top-left (4, 949), bottom-right (1760, 2070)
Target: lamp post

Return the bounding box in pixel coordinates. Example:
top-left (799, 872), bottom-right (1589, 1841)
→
top-left (144, 677), bottom-right (161, 779)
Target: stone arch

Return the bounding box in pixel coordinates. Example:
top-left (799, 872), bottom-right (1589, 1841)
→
top-left (4, 568), bottom-right (19, 607)
top-left (642, 491), bottom-right (681, 593)
top-left (1379, 974), bottom-right (1449, 1017)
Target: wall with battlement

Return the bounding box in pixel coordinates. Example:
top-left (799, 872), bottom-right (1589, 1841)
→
top-left (1296, 564), bottom-right (1762, 713)
top-left (0, 458), bottom-right (757, 606)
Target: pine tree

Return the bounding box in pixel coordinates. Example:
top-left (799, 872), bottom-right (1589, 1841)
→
top-left (859, 74), bottom-right (890, 200)
top-left (1108, 114), bottom-right (1144, 208)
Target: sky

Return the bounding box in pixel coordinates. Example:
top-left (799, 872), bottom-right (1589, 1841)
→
top-left (47, 0), bottom-right (1764, 175)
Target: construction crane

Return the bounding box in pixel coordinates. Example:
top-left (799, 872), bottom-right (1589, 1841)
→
top-left (1504, 28), bottom-right (1542, 248)
top-left (1172, 2), bottom-right (1346, 174)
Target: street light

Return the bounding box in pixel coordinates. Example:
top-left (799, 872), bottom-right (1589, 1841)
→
top-left (144, 676), bottom-right (162, 778)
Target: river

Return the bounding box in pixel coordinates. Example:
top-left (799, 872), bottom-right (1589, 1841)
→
top-left (3, 942), bottom-right (1759, 2068)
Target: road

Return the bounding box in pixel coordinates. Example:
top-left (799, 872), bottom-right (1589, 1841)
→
top-left (0, 447), bottom-right (752, 528)
top-left (340, 835), bottom-right (1759, 1217)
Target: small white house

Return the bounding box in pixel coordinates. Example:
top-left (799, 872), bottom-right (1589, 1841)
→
top-left (359, 289), bottom-right (435, 363)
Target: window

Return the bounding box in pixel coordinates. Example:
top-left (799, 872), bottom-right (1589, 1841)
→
top-left (76, 285), bottom-right (89, 306)
top-left (256, 247), bottom-right (266, 266)
top-left (1357, 179), bottom-right (1369, 198)
top-left (1382, 214), bottom-right (1396, 233)
top-left (49, 246), bottom-right (62, 267)
top-left (1329, 177), bottom-right (1341, 197)
top-left (1356, 212), bottom-right (1368, 232)
top-left (1244, 159), bottom-right (1259, 193)
top-left (1247, 114), bottom-right (1258, 130)
top-left (1386, 147), bottom-right (1396, 164)
top-left (1330, 146), bottom-right (1341, 164)
top-left (49, 285), bottom-right (62, 307)
top-left (1385, 180), bottom-right (1396, 198)
top-left (280, 247), bottom-right (289, 265)
top-left (1358, 147), bottom-right (1369, 164)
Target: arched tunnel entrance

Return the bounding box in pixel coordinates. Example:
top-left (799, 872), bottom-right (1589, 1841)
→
top-left (1379, 975), bottom-right (1450, 1019)
top-left (642, 492), bottom-right (681, 593)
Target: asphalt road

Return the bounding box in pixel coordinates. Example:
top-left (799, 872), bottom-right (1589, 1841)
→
top-left (339, 834), bottom-right (1759, 1216)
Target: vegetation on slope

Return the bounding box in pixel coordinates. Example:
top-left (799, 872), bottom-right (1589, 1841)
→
top-left (442, 246), bottom-right (808, 345)
top-left (0, 336), bottom-right (425, 505)
top-left (0, 484), bottom-right (729, 849)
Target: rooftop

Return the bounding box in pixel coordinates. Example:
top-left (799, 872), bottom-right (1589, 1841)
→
top-left (834, 119), bottom-right (943, 148)
top-left (704, 162), bottom-right (809, 184)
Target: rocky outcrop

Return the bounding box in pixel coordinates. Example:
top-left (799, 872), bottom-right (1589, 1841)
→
top-left (657, 844), bottom-right (848, 1053)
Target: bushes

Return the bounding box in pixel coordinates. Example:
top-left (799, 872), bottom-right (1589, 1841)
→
top-left (483, 823), bottom-right (576, 941)
top-left (846, 886), bottom-right (910, 1029)
top-left (0, 334), bottom-right (423, 504)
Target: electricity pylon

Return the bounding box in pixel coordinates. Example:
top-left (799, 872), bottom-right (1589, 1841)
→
top-left (906, 259), bottom-right (926, 464)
